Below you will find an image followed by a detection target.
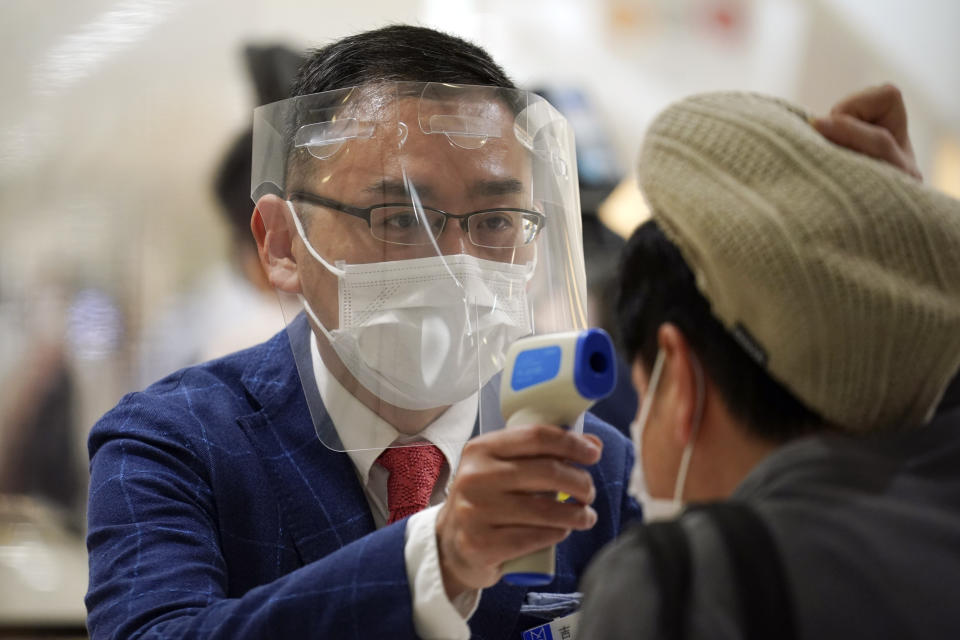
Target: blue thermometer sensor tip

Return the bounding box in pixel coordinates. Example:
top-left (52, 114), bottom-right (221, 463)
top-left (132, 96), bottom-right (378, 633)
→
top-left (573, 328), bottom-right (616, 400)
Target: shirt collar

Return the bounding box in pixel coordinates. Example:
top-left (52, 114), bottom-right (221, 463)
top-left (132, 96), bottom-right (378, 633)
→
top-left (309, 332), bottom-right (476, 485)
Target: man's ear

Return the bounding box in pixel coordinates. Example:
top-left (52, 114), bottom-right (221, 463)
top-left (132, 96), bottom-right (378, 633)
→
top-left (251, 194), bottom-right (301, 294)
top-left (657, 323), bottom-right (701, 447)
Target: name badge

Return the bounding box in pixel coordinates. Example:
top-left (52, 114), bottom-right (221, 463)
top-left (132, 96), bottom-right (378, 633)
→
top-left (522, 611), bottom-right (580, 640)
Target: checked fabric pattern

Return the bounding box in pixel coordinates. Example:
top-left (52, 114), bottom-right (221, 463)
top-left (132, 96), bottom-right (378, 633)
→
top-left (85, 316), bottom-right (641, 638)
top-left (378, 444), bottom-right (445, 524)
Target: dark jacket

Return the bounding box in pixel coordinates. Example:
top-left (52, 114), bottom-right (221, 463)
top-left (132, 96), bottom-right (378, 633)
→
top-left (580, 402), bottom-right (960, 639)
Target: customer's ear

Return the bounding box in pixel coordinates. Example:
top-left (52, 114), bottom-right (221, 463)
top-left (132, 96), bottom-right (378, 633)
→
top-left (252, 195), bottom-right (301, 294)
top-left (657, 323), bottom-right (700, 447)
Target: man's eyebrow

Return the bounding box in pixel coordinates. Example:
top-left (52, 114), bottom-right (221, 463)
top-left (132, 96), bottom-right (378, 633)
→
top-left (361, 178), bottom-right (524, 200)
top-left (468, 179), bottom-right (525, 198)
top-left (363, 179), bottom-right (435, 200)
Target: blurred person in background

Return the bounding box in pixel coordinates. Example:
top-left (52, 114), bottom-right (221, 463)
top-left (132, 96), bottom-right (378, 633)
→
top-left (0, 279), bottom-right (83, 527)
top-left (0, 341), bottom-right (79, 516)
top-left (579, 85), bottom-right (960, 639)
top-left (0, 279), bottom-right (90, 635)
top-left (134, 128), bottom-right (281, 384)
top-left (135, 46), bottom-right (302, 386)
top-left (202, 128), bottom-right (281, 357)
top-left (203, 44), bottom-right (309, 361)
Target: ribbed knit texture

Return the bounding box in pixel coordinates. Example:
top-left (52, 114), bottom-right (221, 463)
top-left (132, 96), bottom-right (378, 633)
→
top-left (378, 444), bottom-right (445, 524)
top-left (638, 91), bottom-right (960, 432)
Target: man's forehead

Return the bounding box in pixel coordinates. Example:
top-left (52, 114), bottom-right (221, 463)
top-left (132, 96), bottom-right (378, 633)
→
top-left (285, 86), bottom-right (537, 194)
top-left (298, 101), bottom-right (529, 170)
top-left (294, 160), bottom-right (530, 200)
top-left (333, 86), bottom-right (517, 128)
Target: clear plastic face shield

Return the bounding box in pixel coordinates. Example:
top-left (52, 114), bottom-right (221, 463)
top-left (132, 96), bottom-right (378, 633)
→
top-left (251, 82), bottom-right (587, 451)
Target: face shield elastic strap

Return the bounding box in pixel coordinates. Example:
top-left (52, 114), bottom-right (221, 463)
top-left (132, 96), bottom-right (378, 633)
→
top-left (285, 201), bottom-right (348, 344)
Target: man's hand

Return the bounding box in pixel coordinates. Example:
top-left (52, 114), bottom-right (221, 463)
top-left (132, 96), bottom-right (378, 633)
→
top-left (435, 424), bottom-right (602, 600)
top-left (811, 83), bottom-right (922, 180)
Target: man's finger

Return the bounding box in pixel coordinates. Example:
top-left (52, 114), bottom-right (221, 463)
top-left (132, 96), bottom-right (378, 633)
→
top-left (459, 457), bottom-right (596, 504)
top-left (465, 423), bottom-right (602, 465)
top-left (583, 433), bottom-right (603, 450)
top-left (481, 493), bottom-right (599, 530)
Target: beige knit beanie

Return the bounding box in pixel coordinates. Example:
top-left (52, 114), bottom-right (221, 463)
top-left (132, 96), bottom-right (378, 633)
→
top-left (637, 91), bottom-right (960, 432)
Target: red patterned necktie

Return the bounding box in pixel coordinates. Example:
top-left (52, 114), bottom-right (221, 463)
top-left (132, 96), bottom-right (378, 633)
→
top-left (377, 444), bottom-right (446, 525)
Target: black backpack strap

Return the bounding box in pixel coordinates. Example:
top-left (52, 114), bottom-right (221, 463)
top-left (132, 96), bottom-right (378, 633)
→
top-left (631, 502), bottom-right (795, 640)
top-left (691, 502), bottom-right (797, 640)
top-left (634, 520), bottom-right (693, 640)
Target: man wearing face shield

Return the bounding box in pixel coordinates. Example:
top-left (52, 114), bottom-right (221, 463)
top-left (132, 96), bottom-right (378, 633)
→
top-left (86, 26), bottom-right (641, 640)
top-left (579, 85), bottom-right (960, 638)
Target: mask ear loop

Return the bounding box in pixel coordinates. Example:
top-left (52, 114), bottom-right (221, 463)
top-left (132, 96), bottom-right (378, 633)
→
top-left (672, 352), bottom-right (705, 503)
top-left (285, 201), bottom-right (343, 343)
top-left (297, 292), bottom-right (337, 343)
top-left (636, 350), bottom-right (667, 443)
top-left (286, 201), bottom-right (346, 278)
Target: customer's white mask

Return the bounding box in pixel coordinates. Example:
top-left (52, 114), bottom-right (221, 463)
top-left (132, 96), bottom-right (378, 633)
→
top-left (628, 349), bottom-right (705, 522)
top-left (289, 203), bottom-right (534, 410)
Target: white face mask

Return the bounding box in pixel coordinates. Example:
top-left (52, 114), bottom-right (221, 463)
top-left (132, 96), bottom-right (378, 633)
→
top-left (628, 349), bottom-right (705, 522)
top-left (289, 203), bottom-right (534, 410)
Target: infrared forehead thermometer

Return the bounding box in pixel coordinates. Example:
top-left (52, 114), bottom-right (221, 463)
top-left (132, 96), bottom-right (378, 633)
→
top-left (499, 328), bottom-right (617, 586)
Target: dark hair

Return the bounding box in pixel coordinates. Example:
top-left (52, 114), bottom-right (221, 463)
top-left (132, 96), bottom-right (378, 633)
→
top-left (616, 220), bottom-right (825, 442)
top-left (281, 25), bottom-right (516, 194)
top-left (214, 129), bottom-right (256, 249)
top-left (292, 25), bottom-right (515, 97)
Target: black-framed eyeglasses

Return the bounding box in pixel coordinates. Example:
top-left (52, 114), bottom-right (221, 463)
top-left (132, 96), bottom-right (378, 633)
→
top-left (287, 190), bottom-right (545, 248)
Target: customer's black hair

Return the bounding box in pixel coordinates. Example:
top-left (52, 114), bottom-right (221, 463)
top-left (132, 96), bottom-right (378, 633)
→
top-left (617, 220), bottom-right (825, 442)
top-left (292, 24), bottom-right (515, 97)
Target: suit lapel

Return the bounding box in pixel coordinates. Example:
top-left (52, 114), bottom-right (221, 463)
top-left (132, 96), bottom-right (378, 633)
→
top-left (236, 317), bottom-right (543, 636)
top-left (236, 315), bottom-right (375, 566)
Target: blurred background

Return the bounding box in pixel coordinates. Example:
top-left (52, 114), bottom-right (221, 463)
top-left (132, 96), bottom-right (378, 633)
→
top-left (1, 0), bottom-right (958, 635)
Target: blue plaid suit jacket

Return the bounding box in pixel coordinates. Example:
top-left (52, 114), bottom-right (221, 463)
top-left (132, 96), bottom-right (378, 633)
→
top-left (86, 317), bottom-right (641, 639)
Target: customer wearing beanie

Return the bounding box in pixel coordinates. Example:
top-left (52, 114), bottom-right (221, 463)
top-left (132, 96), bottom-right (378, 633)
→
top-left (579, 85), bottom-right (960, 639)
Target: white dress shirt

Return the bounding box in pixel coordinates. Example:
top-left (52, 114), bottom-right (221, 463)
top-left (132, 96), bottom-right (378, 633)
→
top-left (310, 334), bottom-right (478, 639)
